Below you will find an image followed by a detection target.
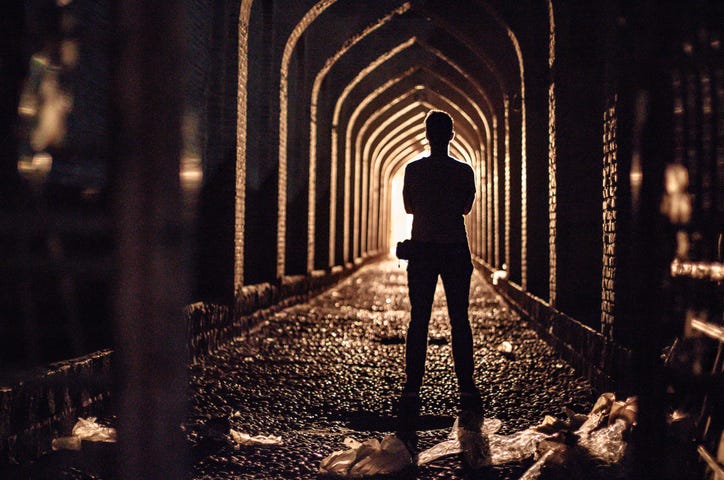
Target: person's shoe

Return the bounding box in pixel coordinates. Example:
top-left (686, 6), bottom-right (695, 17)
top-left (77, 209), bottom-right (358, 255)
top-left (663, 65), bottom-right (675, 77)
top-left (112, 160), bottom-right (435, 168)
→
top-left (458, 390), bottom-right (490, 469)
top-left (458, 427), bottom-right (491, 470)
top-left (395, 391), bottom-right (421, 436)
top-left (459, 390), bottom-right (483, 431)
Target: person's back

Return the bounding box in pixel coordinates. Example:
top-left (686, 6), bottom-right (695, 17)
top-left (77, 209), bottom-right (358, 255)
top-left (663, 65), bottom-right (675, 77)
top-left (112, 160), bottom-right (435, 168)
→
top-left (403, 154), bottom-right (474, 244)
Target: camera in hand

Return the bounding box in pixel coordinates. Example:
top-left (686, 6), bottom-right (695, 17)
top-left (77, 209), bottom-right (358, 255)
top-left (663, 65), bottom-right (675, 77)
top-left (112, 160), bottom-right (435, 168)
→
top-left (396, 239), bottom-right (416, 260)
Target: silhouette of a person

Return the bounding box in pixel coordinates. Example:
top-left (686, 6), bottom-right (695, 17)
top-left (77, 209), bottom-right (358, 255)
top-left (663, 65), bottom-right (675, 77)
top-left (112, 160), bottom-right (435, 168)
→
top-left (397, 110), bottom-right (482, 442)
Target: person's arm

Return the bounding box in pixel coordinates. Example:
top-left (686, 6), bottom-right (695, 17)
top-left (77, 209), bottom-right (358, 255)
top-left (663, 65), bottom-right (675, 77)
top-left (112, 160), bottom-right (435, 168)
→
top-left (403, 164), bottom-right (414, 214)
top-left (462, 167), bottom-right (475, 215)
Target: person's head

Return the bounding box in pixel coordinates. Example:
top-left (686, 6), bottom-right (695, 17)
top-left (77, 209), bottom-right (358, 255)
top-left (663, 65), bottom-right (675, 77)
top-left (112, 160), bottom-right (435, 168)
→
top-left (425, 110), bottom-right (454, 147)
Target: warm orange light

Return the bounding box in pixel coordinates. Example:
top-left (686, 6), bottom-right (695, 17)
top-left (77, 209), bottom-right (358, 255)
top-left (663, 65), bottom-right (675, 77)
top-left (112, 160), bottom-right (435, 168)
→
top-left (388, 154), bottom-right (422, 251)
top-left (180, 156), bottom-right (203, 191)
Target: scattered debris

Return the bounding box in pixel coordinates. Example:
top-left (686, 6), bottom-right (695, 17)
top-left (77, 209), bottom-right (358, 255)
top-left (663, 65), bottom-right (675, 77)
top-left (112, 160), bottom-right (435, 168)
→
top-left (319, 392), bottom-right (636, 477)
top-left (491, 267), bottom-right (508, 285)
top-left (497, 341), bottom-right (514, 354)
top-left (518, 392), bottom-right (636, 478)
top-left (229, 429), bottom-right (282, 448)
top-left (319, 435), bottom-right (413, 477)
top-left (52, 417), bottom-right (116, 451)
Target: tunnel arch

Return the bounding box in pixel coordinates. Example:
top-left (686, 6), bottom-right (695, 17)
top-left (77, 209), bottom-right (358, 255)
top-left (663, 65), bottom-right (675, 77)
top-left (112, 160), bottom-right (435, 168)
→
top-left (277, 0), bottom-right (339, 278)
top-left (364, 77), bottom-right (487, 171)
top-left (346, 67), bottom-right (492, 259)
top-left (330, 49), bottom-right (500, 264)
top-left (376, 97), bottom-right (482, 252)
top-left (235, 0), bottom-right (253, 292)
top-left (344, 69), bottom-right (420, 259)
top-left (327, 37), bottom-right (418, 264)
top-left (238, 0), bottom-right (531, 290)
top-left (358, 85), bottom-right (488, 253)
top-left (295, 1), bottom-right (520, 273)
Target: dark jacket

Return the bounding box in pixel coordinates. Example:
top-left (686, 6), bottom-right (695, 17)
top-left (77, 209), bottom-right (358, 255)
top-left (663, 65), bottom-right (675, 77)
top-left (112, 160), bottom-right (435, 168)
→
top-left (402, 154), bottom-right (475, 244)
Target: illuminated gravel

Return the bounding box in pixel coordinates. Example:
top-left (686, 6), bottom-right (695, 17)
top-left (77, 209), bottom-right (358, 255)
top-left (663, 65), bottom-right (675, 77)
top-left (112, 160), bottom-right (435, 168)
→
top-left (188, 258), bottom-right (594, 479)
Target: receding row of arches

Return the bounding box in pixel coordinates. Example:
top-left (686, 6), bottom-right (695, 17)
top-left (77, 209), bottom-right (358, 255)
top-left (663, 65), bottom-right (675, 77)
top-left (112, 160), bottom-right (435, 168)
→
top-left (233, 0), bottom-right (530, 298)
top-left (5, 0), bottom-right (716, 368)
top-left (191, 0), bottom-right (719, 347)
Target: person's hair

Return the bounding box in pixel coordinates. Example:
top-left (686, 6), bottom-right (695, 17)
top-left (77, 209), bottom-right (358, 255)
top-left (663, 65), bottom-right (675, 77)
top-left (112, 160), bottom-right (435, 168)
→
top-left (425, 110), bottom-right (453, 145)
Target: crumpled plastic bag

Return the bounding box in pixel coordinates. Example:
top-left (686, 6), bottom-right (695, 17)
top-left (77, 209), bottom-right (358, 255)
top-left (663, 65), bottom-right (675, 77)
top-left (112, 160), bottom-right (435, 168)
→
top-left (577, 418), bottom-right (629, 465)
top-left (417, 417), bottom-right (551, 467)
top-left (417, 417), bottom-right (503, 466)
top-left (71, 417), bottom-right (117, 442)
top-left (489, 427), bottom-right (551, 465)
top-left (418, 392), bottom-right (635, 474)
top-left (319, 435), bottom-right (413, 477)
top-left (52, 417), bottom-right (116, 451)
top-left (229, 428), bottom-right (282, 447)
top-left (321, 392), bottom-right (635, 476)
top-left (517, 423), bottom-right (630, 479)
top-left (517, 393), bottom-right (636, 479)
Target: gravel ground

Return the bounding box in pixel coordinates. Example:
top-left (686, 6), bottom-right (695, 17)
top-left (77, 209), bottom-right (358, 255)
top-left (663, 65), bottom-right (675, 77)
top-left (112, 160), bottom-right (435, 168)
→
top-left (3, 258), bottom-right (596, 479)
top-left (187, 258), bottom-right (595, 479)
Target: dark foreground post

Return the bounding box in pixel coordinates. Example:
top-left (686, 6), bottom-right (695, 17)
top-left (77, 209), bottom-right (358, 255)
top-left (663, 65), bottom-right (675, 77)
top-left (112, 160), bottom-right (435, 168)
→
top-left (111, 1), bottom-right (189, 478)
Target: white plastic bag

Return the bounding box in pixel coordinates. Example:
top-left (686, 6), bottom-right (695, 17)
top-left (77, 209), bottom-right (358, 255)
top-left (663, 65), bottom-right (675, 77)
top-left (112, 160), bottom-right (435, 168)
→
top-left (51, 417), bottom-right (116, 451)
top-left (71, 417), bottom-right (117, 442)
top-left (415, 417), bottom-right (559, 467)
top-left (229, 428), bottom-right (282, 447)
top-left (489, 428), bottom-right (550, 465)
top-left (515, 393), bottom-right (636, 479)
top-left (319, 435), bottom-right (413, 477)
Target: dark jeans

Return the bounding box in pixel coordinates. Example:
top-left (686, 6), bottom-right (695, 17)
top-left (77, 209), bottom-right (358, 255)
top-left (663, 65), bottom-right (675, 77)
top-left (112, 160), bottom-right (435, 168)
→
top-left (404, 242), bottom-right (476, 394)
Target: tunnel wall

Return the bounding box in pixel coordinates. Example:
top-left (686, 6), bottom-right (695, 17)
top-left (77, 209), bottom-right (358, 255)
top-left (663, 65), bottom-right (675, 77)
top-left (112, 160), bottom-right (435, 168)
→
top-left (474, 0), bottom-right (633, 395)
top-left (0, 255), bottom-right (382, 464)
top-left (194, 0), bottom-right (239, 305)
top-left (0, 350), bottom-right (112, 464)
top-left (552, 1), bottom-right (606, 332)
top-left (475, 258), bottom-right (633, 394)
top-left (188, 254), bottom-right (383, 362)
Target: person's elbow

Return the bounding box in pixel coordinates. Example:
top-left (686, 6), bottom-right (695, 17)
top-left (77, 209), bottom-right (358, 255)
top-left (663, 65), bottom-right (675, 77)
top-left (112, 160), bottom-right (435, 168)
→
top-left (403, 191), bottom-right (413, 213)
top-left (462, 195), bottom-right (474, 214)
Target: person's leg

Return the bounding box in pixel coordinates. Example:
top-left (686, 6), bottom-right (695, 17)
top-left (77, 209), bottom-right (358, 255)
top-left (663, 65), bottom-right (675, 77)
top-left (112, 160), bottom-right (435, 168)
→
top-left (440, 248), bottom-right (477, 396)
top-left (403, 261), bottom-right (438, 394)
top-left (397, 258), bottom-right (437, 444)
top-left (441, 252), bottom-right (484, 433)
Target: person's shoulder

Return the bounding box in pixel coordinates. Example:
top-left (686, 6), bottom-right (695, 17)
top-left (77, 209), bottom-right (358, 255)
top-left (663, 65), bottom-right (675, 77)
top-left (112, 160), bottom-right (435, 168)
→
top-left (447, 156), bottom-right (474, 172)
top-left (405, 155), bottom-right (430, 171)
